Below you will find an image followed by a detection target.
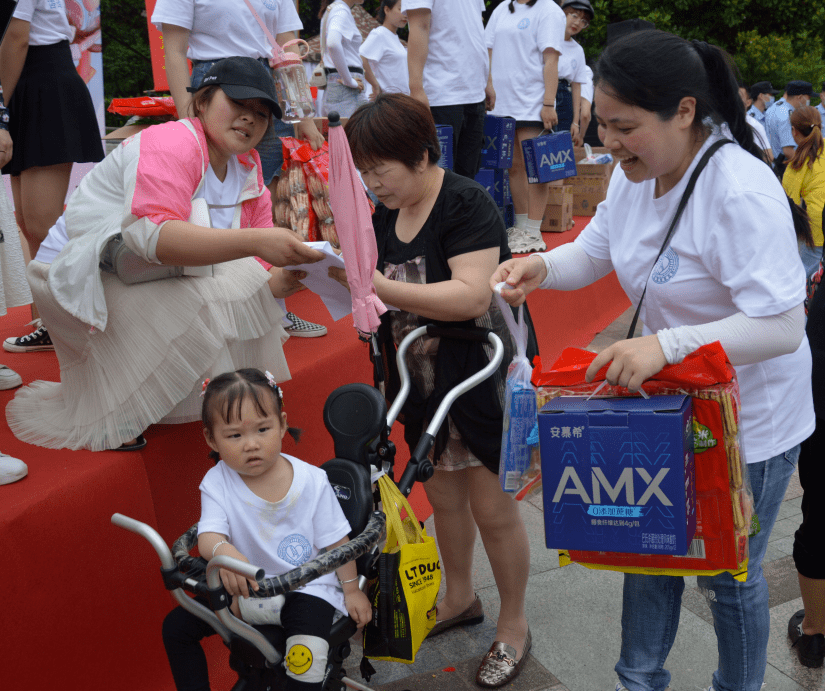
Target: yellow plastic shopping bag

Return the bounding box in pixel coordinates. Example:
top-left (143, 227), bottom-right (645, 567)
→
top-left (362, 475), bottom-right (441, 663)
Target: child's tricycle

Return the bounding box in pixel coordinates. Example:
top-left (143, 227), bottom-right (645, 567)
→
top-left (113, 325), bottom-right (504, 691)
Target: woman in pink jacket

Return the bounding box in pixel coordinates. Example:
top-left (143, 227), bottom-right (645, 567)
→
top-left (6, 58), bottom-right (323, 452)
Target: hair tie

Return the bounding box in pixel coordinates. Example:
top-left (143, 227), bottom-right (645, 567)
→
top-left (264, 370), bottom-right (285, 407)
top-left (200, 378), bottom-right (210, 397)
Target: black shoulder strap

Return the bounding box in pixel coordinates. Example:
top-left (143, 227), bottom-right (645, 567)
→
top-left (626, 138), bottom-right (732, 339)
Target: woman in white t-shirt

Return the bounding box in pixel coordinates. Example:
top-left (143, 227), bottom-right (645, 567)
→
top-left (485, 0), bottom-right (566, 255)
top-left (360, 0), bottom-right (409, 97)
top-left (558, 0), bottom-right (593, 145)
top-left (6, 59), bottom-right (323, 452)
top-left (319, 0), bottom-right (368, 117)
top-left (493, 31), bottom-right (814, 691)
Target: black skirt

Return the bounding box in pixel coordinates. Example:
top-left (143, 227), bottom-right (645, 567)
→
top-left (2, 41), bottom-right (104, 176)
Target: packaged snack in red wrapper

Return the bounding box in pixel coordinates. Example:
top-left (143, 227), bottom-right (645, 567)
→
top-left (107, 97), bottom-right (178, 118)
top-left (533, 342), bottom-right (753, 581)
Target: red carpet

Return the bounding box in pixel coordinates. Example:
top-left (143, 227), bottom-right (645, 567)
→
top-left (1, 217), bottom-right (628, 690)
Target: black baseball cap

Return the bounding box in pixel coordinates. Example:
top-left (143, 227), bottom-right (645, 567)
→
top-left (750, 81), bottom-right (779, 99)
top-left (561, 0), bottom-right (595, 20)
top-left (786, 80), bottom-right (814, 97)
top-left (188, 56), bottom-right (282, 120)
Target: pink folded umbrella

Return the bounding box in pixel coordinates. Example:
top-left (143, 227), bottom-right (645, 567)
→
top-left (327, 111), bottom-right (387, 334)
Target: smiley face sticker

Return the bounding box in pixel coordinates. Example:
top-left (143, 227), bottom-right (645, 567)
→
top-left (286, 644), bottom-right (313, 675)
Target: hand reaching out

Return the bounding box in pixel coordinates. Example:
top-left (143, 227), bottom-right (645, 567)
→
top-left (584, 334), bottom-right (668, 392)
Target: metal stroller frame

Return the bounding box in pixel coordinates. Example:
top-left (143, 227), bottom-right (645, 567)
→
top-left (113, 325), bottom-right (503, 691)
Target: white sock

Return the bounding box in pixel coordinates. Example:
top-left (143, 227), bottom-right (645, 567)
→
top-left (525, 218), bottom-right (542, 235)
top-left (515, 213), bottom-right (528, 229)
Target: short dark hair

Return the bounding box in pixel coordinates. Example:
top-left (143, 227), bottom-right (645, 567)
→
top-left (201, 368), bottom-right (300, 462)
top-left (344, 93), bottom-right (441, 170)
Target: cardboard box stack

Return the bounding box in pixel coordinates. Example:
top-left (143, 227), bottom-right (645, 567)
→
top-left (541, 182), bottom-right (573, 232)
top-left (567, 146), bottom-right (617, 217)
top-left (475, 115), bottom-right (516, 227)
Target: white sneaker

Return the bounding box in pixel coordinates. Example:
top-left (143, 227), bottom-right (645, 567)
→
top-left (615, 684), bottom-right (628, 691)
top-left (520, 226), bottom-right (547, 253)
top-left (0, 452), bottom-right (27, 485)
top-left (0, 364), bottom-right (22, 390)
top-left (506, 226), bottom-right (527, 253)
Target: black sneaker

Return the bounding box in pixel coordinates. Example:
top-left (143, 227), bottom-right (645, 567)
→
top-left (788, 609), bottom-right (825, 668)
top-left (3, 320), bottom-right (54, 353)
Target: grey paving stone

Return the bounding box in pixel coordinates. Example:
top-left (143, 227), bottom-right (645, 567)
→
top-left (777, 496), bottom-right (804, 522)
top-left (786, 468), bottom-right (804, 500)
top-left (681, 584), bottom-right (714, 625)
top-left (773, 536), bottom-right (798, 556)
top-left (771, 517), bottom-right (804, 542)
top-left (764, 556), bottom-right (803, 609)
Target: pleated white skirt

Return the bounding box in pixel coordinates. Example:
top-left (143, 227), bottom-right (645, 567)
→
top-left (7, 257), bottom-right (289, 451)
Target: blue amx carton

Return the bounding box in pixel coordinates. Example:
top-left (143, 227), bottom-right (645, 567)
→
top-left (480, 115), bottom-right (517, 169)
top-left (436, 125), bottom-right (454, 171)
top-left (474, 168), bottom-right (511, 207)
top-left (539, 396), bottom-right (696, 555)
top-left (521, 131), bottom-right (577, 183)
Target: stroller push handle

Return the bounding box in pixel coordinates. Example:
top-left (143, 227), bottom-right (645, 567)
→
top-left (393, 326), bottom-right (505, 497)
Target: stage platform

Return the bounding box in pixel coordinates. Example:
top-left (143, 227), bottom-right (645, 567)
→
top-left (1, 218), bottom-right (629, 690)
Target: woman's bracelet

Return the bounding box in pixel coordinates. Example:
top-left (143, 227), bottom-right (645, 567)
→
top-left (212, 540), bottom-right (230, 558)
top-left (543, 104), bottom-right (555, 108)
top-left (338, 576), bottom-right (359, 585)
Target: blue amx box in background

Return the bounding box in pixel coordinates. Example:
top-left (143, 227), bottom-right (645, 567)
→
top-left (539, 396), bottom-right (696, 555)
top-left (480, 115), bottom-right (516, 169)
top-left (474, 168), bottom-right (511, 207)
top-left (522, 131), bottom-right (577, 183)
top-left (436, 125), bottom-right (454, 171)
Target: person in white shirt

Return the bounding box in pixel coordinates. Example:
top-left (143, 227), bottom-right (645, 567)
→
top-left (817, 82), bottom-right (825, 123)
top-left (579, 64), bottom-right (594, 140)
top-left (162, 369), bottom-right (371, 691)
top-left (405, 0), bottom-right (492, 178)
top-left (319, 0), bottom-right (368, 117)
top-left (152, 0), bottom-right (329, 340)
top-left (558, 0), bottom-right (594, 146)
top-left (493, 30), bottom-right (814, 691)
top-left (486, 0), bottom-right (566, 254)
top-left (739, 84), bottom-right (773, 163)
top-left (0, 0), bottom-right (104, 351)
top-left (360, 0), bottom-right (409, 97)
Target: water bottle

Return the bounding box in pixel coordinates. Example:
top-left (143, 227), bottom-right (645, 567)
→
top-left (269, 39), bottom-right (315, 122)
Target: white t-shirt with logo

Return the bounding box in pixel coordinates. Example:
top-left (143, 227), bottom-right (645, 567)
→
top-left (360, 26), bottom-right (409, 95)
top-left (404, 0), bottom-right (488, 108)
top-left (14, 0), bottom-right (74, 46)
top-left (151, 0), bottom-right (302, 61)
top-left (199, 454), bottom-right (352, 614)
top-left (558, 37), bottom-right (587, 84)
top-left (485, 0), bottom-right (565, 122)
top-left (575, 133), bottom-right (815, 464)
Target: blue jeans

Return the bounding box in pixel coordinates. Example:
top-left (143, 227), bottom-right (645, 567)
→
top-left (799, 242), bottom-right (823, 278)
top-left (320, 78), bottom-right (367, 118)
top-left (616, 445), bottom-right (801, 691)
top-left (190, 60), bottom-right (290, 185)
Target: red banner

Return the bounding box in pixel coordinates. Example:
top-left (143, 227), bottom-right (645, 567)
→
top-left (144, 0), bottom-right (169, 92)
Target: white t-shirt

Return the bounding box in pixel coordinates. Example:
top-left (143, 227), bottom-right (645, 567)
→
top-left (558, 37), bottom-right (587, 84)
top-left (359, 26), bottom-right (409, 95)
top-left (404, 0), bottom-right (488, 107)
top-left (580, 64), bottom-right (594, 104)
top-left (151, 0), bottom-right (302, 61)
top-left (198, 454), bottom-right (352, 614)
top-left (486, 0), bottom-right (565, 122)
top-left (14, 0), bottom-right (74, 46)
top-left (575, 133), bottom-right (815, 464)
top-left (195, 156), bottom-right (246, 229)
top-left (322, 0), bottom-right (363, 88)
top-left (746, 114), bottom-right (770, 153)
